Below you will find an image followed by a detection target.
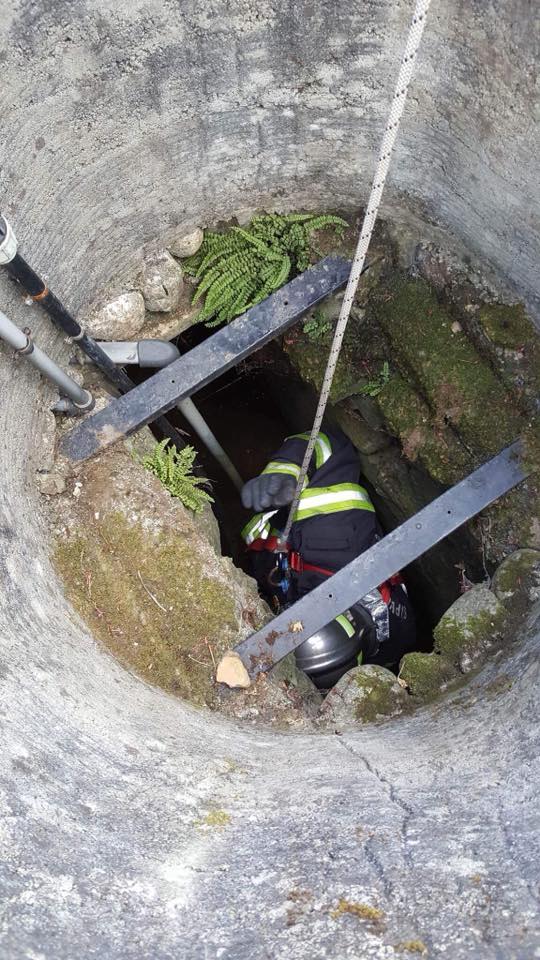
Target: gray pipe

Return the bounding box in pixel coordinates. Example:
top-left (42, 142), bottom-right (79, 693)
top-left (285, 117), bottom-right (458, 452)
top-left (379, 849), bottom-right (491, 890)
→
top-left (97, 339), bottom-right (244, 490)
top-left (0, 309), bottom-right (93, 410)
top-left (177, 396), bottom-right (244, 491)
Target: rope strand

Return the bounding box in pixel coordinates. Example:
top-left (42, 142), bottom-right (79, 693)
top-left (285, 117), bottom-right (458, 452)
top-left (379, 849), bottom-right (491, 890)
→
top-left (281, 0), bottom-right (432, 541)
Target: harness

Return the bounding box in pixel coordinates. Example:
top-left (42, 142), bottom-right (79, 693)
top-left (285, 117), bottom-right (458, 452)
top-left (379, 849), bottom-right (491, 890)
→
top-left (246, 533), bottom-right (404, 604)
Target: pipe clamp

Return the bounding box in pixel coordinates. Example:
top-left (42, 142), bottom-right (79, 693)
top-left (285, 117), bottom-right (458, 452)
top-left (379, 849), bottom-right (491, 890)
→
top-left (73, 390), bottom-right (95, 412)
top-left (15, 333), bottom-right (34, 356)
top-left (0, 216), bottom-right (18, 264)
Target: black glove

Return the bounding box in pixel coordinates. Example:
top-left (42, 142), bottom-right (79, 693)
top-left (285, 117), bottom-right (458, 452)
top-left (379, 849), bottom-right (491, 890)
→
top-left (241, 473), bottom-right (296, 512)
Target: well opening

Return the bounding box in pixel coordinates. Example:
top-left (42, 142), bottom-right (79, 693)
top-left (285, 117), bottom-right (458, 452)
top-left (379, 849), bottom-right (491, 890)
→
top-left (57, 205), bottom-right (540, 728)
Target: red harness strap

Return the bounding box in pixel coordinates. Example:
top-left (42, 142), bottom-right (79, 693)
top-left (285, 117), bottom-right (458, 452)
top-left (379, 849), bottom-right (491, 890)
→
top-left (288, 550), bottom-right (335, 578)
top-left (247, 538), bottom-right (404, 601)
top-left (377, 573), bottom-right (404, 604)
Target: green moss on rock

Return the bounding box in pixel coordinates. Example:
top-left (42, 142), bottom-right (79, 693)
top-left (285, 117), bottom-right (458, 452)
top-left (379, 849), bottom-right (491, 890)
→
top-left (372, 276), bottom-right (522, 457)
top-left (399, 652), bottom-right (456, 701)
top-left (478, 302), bottom-right (535, 349)
top-left (491, 549), bottom-right (540, 609)
top-left (285, 304), bottom-right (387, 403)
top-left (353, 668), bottom-right (407, 722)
top-left (377, 375), bottom-right (472, 484)
top-left (320, 664), bottom-right (409, 724)
top-left (54, 512), bottom-right (238, 707)
top-left (433, 586), bottom-right (506, 671)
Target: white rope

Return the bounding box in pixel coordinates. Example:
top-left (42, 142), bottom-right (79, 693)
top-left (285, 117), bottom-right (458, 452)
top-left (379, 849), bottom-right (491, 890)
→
top-left (281, 0), bottom-right (432, 542)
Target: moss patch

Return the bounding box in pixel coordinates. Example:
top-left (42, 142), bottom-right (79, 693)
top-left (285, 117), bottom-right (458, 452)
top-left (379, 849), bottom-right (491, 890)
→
top-left (284, 304), bottom-right (387, 403)
top-left (372, 276), bottom-right (522, 458)
top-left (54, 512), bottom-right (237, 707)
top-left (194, 809), bottom-right (231, 829)
top-left (377, 375), bottom-right (472, 485)
top-left (330, 899), bottom-right (384, 922)
top-left (433, 590), bottom-right (506, 668)
top-left (399, 652), bottom-right (456, 701)
top-left (353, 668), bottom-right (409, 722)
top-left (478, 302), bottom-right (536, 350)
top-left (492, 549), bottom-right (540, 595)
top-left (394, 941), bottom-right (428, 955)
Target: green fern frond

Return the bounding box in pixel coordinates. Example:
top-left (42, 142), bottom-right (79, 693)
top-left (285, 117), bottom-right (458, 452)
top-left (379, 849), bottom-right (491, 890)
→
top-left (305, 214), bottom-right (349, 235)
top-left (141, 440), bottom-right (214, 514)
top-left (271, 254), bottom-right (292, 291)
top-left (181, 211), bottom-right (349, 328)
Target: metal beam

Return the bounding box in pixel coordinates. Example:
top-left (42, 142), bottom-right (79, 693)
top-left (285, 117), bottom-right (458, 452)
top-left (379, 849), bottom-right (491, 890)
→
top-left (233, 441), bottom-right (527, 678)
top-left (61, 257), bottom-right (352, 462)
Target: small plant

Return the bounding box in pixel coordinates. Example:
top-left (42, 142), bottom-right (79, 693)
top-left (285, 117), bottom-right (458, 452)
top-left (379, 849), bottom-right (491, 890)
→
top-left (141, 440), bottom-right (214, 514)
top-left (358, 361), bottom-right (391, 397)
top-left (182, 212), bottom-right (348, 328)
top-left (303, 307), bottom-right (332, 341)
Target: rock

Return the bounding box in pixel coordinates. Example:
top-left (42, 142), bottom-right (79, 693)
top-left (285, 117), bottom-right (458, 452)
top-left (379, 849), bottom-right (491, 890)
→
top-left (433, 585), bottom-right (507, 673)
top-left (270, 653), bottom-right (323, 716)
top-left (168, 227), bottom-right (204, 259)
top-left (141, 250), bottom-right (184, 312)
top-left (491, 549), bottom-right (540, 610)
top-left (50, 436), bottom-right (270, 709)
top-left (398, 652), bottom-right (456, 701)
top-left (84, 291), bottom-right (145, 340)
top-left (216, 652), bottom-right (251, 689)
top-left (413, 243), bottom-right (454, 292)
top-left (36, 472), bottom-right (66, 496)
top-left (216, 654), bottom-right (322, 728)
top-left (320, 665), bottom-right (409, 725)
top-left (333, 402), bottom-right (390, 456)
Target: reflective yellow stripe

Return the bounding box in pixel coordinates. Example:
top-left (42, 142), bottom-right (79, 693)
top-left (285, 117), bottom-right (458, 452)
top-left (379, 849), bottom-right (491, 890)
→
top-left (299, 482), bottom-right (372, 502)
top-left (288, 431), bottom-right (332, 469)
top-left (294, 483), bottom-right (374, 521)
top-left (336, 613), bottom-right (355, 638)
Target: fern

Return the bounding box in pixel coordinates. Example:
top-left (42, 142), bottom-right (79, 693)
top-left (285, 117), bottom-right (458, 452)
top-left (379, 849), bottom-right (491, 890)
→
top-left (358, 361), bottom-right (391, 397)
top-left (141, 439), bottom-right (214, 514)
top-left (181, 212), bottom-right (348, 327)
top-left (303, 307), bottom-right (331, 341)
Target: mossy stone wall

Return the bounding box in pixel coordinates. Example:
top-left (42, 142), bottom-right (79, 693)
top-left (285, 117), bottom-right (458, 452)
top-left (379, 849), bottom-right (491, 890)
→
top-left (283, 239), bottom-right (539, 615)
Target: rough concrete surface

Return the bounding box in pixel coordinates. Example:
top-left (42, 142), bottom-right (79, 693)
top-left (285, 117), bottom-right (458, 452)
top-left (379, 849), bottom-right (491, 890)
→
top-left (0, 2), bottom-right (539, 958)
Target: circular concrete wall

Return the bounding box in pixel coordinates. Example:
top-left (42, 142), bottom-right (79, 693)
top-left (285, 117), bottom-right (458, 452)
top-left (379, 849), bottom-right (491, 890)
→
top-left (0, 2), bottom-right (538, 957)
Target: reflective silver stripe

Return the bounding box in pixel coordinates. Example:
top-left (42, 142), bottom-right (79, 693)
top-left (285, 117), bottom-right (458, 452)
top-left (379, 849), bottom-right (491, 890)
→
top-left (314, 433), bottom-right (332, 467)
top-left (262, 460), bottom-right (301, 480)
top-left (289, 431), bottom-right (333, 469)
top-left (359, 589), bottom-right (389, 644)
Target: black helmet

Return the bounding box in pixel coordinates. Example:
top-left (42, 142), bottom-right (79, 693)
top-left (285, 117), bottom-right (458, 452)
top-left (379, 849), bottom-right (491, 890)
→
top-left (294, 606), bottom-right (377, 689)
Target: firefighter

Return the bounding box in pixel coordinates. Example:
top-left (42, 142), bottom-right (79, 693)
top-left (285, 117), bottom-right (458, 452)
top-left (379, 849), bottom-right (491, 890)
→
top-left (241, 428), bottom-right (417, 676)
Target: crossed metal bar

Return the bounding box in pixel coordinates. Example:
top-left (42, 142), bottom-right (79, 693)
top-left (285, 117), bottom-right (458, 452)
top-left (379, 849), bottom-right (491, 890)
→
top-left (60, 257), bottom-right (353, 462)
top-left (232, 442), bottom-right (526, 677)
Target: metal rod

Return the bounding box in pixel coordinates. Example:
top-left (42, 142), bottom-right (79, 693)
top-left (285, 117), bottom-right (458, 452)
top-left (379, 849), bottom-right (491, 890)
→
top-left (178, 397), bottom-right (244, 491)
top-left (96, 339), bottom-right (245, 490)
top-left (0, 308), bottom-right (93, 409)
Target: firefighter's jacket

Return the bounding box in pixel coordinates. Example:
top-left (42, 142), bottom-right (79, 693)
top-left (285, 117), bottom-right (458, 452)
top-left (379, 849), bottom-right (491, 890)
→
top-left (242, 429), bottom-right (381, 591)
top-left (242, 429), bottom-right (416, 663)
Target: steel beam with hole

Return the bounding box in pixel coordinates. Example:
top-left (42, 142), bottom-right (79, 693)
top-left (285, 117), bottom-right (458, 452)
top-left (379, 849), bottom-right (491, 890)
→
top-left (61, 257), bottom-right (352, 462)
top-left (232, 441), bottom-right (527, 678)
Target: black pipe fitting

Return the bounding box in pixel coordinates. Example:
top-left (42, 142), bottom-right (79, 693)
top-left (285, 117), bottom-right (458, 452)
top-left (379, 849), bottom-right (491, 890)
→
top-left (1, 237), bottom-right (189, 453)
